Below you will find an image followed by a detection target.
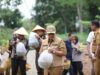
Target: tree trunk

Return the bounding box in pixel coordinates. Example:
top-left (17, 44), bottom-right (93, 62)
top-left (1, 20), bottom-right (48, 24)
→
top-left (77, 3), bottom-right (83, 33)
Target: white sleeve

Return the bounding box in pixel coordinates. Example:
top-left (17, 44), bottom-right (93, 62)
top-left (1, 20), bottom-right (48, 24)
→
top-left (86, 32), bottom-right (94, 43)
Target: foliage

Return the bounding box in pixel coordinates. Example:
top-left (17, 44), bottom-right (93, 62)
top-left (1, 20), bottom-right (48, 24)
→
top-left (22, 19), bottom-right (36, 32)
top-left (0, 0), bottom-right (23, 28)
top-left (34, 0), bottom-right (100, 34)
top-left (34, 0), bottom-right (77, 33)
top-left (0, 27), bottom-right (13, 46)
top-left (86, 0), bottom-right (100, 20)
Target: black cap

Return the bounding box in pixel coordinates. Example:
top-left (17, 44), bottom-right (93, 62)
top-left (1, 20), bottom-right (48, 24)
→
top-left (91, 20), bottom-right (100, 28)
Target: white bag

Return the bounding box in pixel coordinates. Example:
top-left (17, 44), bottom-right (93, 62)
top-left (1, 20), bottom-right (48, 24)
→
top-left (0, 54), bottom-right (4, 66)
top-left (28, 32), bottom-right (39, 48)
top-left (16, 42), bottom-right (27, 57)
top-left (38, 50), bottom-right (53, 69)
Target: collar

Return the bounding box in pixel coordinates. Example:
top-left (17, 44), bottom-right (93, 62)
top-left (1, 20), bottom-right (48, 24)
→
top-left (48, 36), bottom-right (56, 43)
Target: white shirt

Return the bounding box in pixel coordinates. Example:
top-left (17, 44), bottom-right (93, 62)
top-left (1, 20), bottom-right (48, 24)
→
top-left (86, 31), bottom-right (94, 55)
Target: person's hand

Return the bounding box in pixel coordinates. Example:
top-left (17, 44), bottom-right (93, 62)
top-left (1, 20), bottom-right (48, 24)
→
top-left (92, 56), bottom-right (97, 62)
top-left (48, 47), bottom-right (56, 54)
top-left (48, 48), bottom-right (55, 53)
top-left (89, 52), bottom-right (94, 58)
top-left (35, 34), bottom-right (40, 39)
top-left (64, 57), bottom-right (67, 62)
top-left (16, 39), bottom-right (20, 43)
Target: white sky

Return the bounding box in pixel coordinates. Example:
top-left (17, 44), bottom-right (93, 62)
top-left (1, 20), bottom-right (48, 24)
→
top-left (18, 0), bottom-right (36, 19)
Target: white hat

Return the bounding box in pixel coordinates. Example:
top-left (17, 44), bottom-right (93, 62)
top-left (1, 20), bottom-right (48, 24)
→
top-left (13, 27), bottom-right (28, 35)
top-left (32, 25), bottom-right (45, 32)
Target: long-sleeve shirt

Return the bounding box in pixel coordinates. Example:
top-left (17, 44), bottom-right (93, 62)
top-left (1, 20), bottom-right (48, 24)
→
top-left (65, 40), bottom-right (73, 61)
top-left (40, 36), bottom-right (67, 67)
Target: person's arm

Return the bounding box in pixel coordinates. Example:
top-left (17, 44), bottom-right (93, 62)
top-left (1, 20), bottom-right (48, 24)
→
top-left (50, 40), bottom-right (67, 57)
top-left (39, 40), bottom-right (44, 54)
top-left (87, 42), bottom-right (90, 52)
top-left (95, 32), bottom-right (100, 58)
top-left (8, 40), bottom-right (12, 51)
top-left (86, 32), bottom-right (94, 56)
top-left (73, 43), bottom-right (80, 50)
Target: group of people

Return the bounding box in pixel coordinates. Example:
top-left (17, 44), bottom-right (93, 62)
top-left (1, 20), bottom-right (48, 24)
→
top-left (63, 33), bottom-right (84, 75)
top-left (0, 20), bottom-right (99, 75)
top-left (7, 24), bottom-right (84, 75)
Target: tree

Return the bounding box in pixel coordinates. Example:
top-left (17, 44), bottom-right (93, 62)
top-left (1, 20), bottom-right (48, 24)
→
top-left (87, 0), bottom-right (100, 20)
top-left (34, 0), bottom-right (100, 33)
top-left (0, 0), bottom-right (22, 28)
top-left (34, 0), bottom-right (77, 33)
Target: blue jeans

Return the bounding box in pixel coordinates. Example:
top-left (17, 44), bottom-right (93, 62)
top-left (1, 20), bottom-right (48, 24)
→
top-left (62, 64), bottom-right (74, 75)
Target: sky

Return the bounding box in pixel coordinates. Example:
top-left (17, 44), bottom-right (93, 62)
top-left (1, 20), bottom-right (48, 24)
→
top-left (18, 0), bottom-right (36, 19)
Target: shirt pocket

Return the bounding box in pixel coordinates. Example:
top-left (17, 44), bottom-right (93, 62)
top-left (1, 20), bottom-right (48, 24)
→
top-left (51, 44), bottom-right (59, 50)
top-left (42, 45), bottom-right (48, 50)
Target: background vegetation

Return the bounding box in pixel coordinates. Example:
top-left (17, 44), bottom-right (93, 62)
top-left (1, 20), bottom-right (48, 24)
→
top-left (0, 0), bottom-right (100, 46)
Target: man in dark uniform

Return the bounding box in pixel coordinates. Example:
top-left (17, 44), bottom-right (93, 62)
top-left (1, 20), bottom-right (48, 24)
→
top-left (62, 33), bottom-right (74, 75)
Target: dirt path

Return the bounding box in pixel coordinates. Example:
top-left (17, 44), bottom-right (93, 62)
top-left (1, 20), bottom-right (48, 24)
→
top-left (27, 50), bottom-right (37, 75)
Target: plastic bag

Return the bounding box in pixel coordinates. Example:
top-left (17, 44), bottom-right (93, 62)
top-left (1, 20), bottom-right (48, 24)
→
top-left (0, 53), bottom-right (9, 72)
top-left (38, 50), bottom-right (53, 69)
top-left (0, 54), bottom-right (4, 66)
top-left (16, 42), bottom-right (27, 56)
top-left (28, 32), bottom-right (39, 48)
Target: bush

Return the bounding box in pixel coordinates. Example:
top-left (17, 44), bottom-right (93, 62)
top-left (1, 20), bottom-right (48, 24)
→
top-left (0, 27), bottom-right (13, 46)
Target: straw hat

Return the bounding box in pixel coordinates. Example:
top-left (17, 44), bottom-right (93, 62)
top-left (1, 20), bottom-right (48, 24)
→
top-left (13, 27), bottom-right (28, 35)
top-left (46, 25), bottom-right (56, 34)
top-left (32, 25), bottom-right (45, 32)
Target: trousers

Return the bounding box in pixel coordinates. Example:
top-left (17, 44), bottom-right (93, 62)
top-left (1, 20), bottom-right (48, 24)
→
top-left (94, 58), bottom-right (100, 75)
top-left (11, 58), bottom-right (26, 75)
top-left (72, 61), bottom-right (84, 75)
top-left (35, 52), bottom-right (44, 75)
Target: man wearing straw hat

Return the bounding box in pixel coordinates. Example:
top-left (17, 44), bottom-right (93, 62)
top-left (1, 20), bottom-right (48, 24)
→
top-left (39, 25), bottom-right (67, 75)
top-left (9, 27), bottom-right (29, 75)
top-left (31, 25), bottom-right (46, 75)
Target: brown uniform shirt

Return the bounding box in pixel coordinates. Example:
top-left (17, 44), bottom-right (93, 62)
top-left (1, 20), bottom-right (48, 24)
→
top-left (92, 28), bottom-right (100, 57)
top-left (39, 36), bottom-right (67, 67)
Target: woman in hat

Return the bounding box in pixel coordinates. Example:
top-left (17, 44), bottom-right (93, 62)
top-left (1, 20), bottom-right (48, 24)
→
top-left (9, 27), bottom-right (29, 75)
top-left (31, 25), bottom-right (46, 75)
